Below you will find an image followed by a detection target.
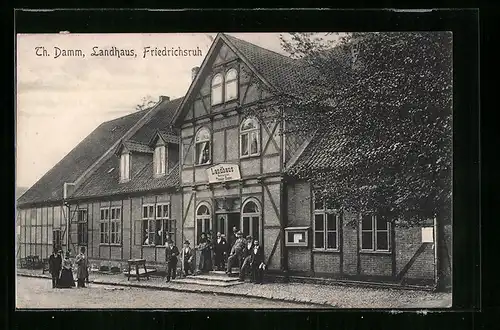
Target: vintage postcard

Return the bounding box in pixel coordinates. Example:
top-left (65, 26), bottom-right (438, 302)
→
top-left (15, 31), bottom-right (452, 309)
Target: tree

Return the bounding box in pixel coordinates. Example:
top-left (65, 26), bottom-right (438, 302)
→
top-left (135, 95), bottom-right (157, 112)
top-left (251, 32), bottom-right (452, 225)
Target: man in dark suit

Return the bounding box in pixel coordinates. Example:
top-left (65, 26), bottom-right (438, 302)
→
top-left (165, 240), bottom-right (180, 282)
top-left (238, 235), bottom-right (254, 281)
top-left (181, 240), bottom-right (194, 276)
top-left (226, 231), bottom-right (245, 275)
top-left (48, 249), bottom-right (62, 288)
top-left (213, 232), bottom-right (228, 271)
top-left (250, 239), bottom-right (265, 284)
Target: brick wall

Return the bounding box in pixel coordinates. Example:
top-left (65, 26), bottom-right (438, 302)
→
top-left (395, 226), bottom-right (435, 280)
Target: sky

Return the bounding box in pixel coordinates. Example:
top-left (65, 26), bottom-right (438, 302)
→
top-left (16, 32), bottom-right (339, 189)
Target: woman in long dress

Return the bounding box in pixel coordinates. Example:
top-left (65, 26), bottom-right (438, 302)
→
top-left (58, 251), bottom-right (75, 288)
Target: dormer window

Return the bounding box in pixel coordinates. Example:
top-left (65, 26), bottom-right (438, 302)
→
top-left (195, 127), bottom-right (211, 165)
top-left (224, 69), bottom-right (238, 102)
top-left (211, 73), bottom-right (223, 105)
top-left (154, 145), bottom-right (166, 176)
top-left (120, 153), bottom-right (130, 182)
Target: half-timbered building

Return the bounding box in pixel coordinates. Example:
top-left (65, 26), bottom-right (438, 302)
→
top-left (16, 33), bottom-right (450, 288)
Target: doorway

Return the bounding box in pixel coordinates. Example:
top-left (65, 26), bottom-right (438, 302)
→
top-left (215, 213), bottom-right (240, 246)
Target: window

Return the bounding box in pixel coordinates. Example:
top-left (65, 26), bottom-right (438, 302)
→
top-left (53, 229), bottom-right (62, 250)
top-left (154, 145), bottom-right (166, 176)
top-left (141, 203), bottom-right (174, 246)
top-left (120, 153), bottom-right (130, 182)
top-left (195, 127), bottom-right (211, 165)
top-left (225, 69), bottom-right (238, 102)
top-left (241, 199), bottom-right (261, 242)
top-left (100, 207), bottom-right (121, 244)
top-left (240, 117), bottom-right (260, 157)
top-left (110, 207), bottom-right (121, 244)
top-left (211, 73), bottom-right (223, 105)
top-left (142, 204), bottom-right (155, 245)
top-left (196, 203), bottom-right (212, 244)
top-left (77, 209), bottom-right (88, 245)
top-left (100, 208), bottom-right (109, 244)
top-left (361, 214), bottom-right (390, 251)
top-left (156, 203), bottom-right (173, 245)
top-left (313, 195), bottom-right (340, 250)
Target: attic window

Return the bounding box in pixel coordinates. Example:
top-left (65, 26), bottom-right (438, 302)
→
top-left (224, 69), bottom-right (238, 102)
top-left (211, 73), bottom-right (223, 105)
top-left (120, 153), bottom-right (130, 182)
top-left (154, 145), bottom-right (166, 176)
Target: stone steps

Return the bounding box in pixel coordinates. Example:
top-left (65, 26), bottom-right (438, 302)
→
top-left (171, 269), bottom-right (243, 287)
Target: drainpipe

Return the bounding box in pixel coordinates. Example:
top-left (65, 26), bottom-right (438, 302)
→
top-left (433, 215), bottom-right (439, 291)
top-left (280, 176), bottom-right (289, 282)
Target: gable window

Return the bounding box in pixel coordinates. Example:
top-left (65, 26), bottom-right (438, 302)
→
top-left (154, 145), bottom-right (166, 175)
top-left (195, 127), bottom-right (211, 165)
top-left (100, 206), bottom-right (121, 245)
top-left (224, 69), bottom-right (238, 102)
top-left (240, 117), bottom-right (260, 157)
top-left (313, 195), bottom-right (340, 251)
top-left (361, 214), bottom-right (390, 252)
top-left (120, 153), bottom-right (130, 182)
top-left (211, 73), bottom-right (223, 105)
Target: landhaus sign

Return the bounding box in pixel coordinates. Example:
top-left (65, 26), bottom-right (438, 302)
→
top-left (206, 163), bottom-right (241, 183)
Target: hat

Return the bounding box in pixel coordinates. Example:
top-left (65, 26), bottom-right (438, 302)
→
top-left (167, 239), bottom-right (173, 244)
top-left (184, 240), bottom-right (190, 245)
top-left (246, 235), bottom-right (252, 240)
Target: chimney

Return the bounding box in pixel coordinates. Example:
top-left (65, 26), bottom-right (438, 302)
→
top-left (191, 66), bottom-right (200, 81)
top-left (159, 95), bottom-right (170, 102)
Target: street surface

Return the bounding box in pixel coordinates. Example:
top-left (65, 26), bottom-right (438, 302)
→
top-left (16, 276), bottom-right (320, 309)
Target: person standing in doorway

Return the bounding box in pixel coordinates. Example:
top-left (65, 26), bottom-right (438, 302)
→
top-left (48, 249), bottom-right (62, 288)
top-left (75, 247), bottom-right (88, 288)
top-left (214, 232), bottom-right (227, 271)
top-left (165, 240), bottom-right (179, 282)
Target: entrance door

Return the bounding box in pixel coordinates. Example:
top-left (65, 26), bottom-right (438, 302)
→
top-left (216, 213), bottom-right (240, 246)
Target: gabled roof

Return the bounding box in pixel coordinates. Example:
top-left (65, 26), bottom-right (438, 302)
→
top-left (116, 141), bottom-right (153, 156)
top-left (131, 97), bottom-right (183, 144)
top-left (17, 109), bottom-right (150, 207)
top-left (70, 157), bottom-right (179, 200)
top-left (223, 34), bottom-right (317, 94)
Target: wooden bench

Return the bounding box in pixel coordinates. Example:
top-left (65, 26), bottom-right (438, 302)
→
top-left (127, 258), bottom-right (149, 281)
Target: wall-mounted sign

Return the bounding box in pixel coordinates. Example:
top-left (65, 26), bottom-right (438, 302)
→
top-left (421, 227), bottom-right (434, 243)
top-left (206, 163), bottom-right (241, 184)
top-left (285, 226), bottom-right (310, 247)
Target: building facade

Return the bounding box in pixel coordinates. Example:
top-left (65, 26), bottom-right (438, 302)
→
top-left (16, 33), bottom-right (451, 288)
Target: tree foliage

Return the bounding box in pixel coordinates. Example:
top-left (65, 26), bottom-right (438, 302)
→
top-left (135, 95), bottom-right (157, 112)
top-left (252, 32), bottom-right (452, 225)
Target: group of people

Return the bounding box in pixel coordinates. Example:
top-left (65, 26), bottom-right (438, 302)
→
top-left (163, 227), bottom-right (266, 284)
top-left (48, 246), bottom-right (89, 289)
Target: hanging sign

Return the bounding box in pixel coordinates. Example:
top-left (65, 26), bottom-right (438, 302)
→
top-left (206, 163), bottom-right (241, 184)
